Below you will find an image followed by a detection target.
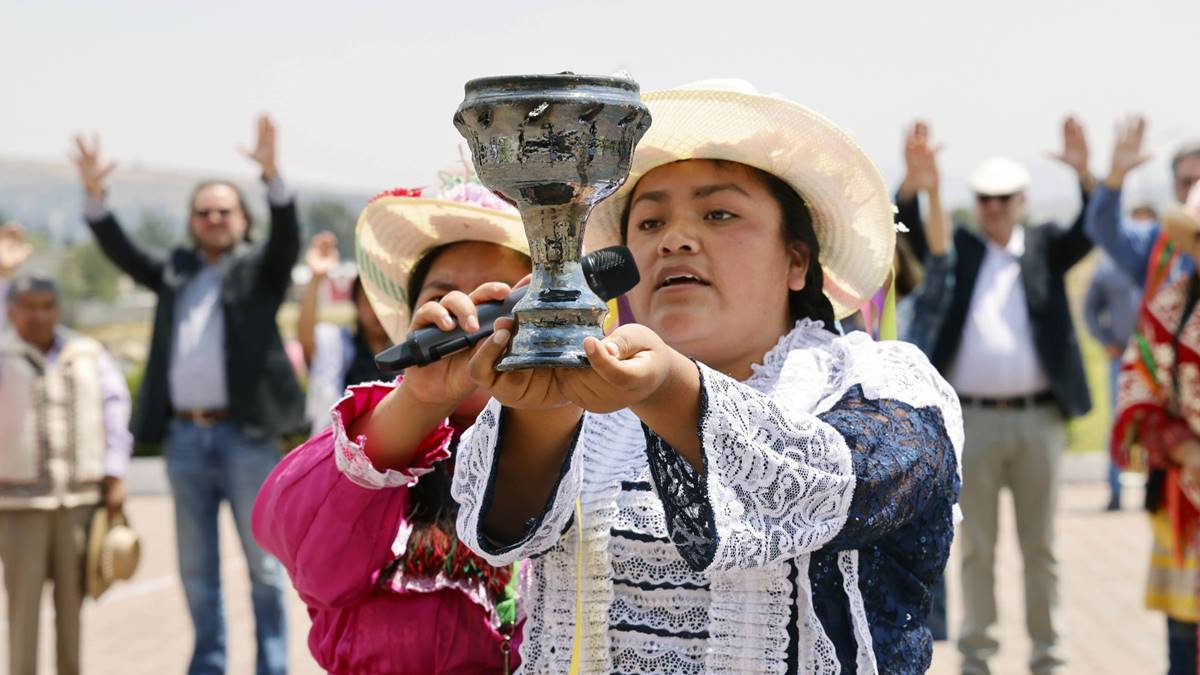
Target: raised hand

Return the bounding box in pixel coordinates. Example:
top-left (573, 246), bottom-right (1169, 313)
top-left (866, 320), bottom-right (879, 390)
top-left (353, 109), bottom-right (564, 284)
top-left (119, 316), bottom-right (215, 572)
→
top-left (0, 222), bottom-right (33, 277)
top-left (240, 114), bottom-right (278, 180)
top-left (900, 121), bottom-right (942, 198)
top-left (1106, 115), bottom-right (1152, 189)
top-left (305, 231), bottom-right (339, 277)
top-left (1049, 115), bottom-right (1091, 179)
top-left (70, 133), bottom-right (117, 197)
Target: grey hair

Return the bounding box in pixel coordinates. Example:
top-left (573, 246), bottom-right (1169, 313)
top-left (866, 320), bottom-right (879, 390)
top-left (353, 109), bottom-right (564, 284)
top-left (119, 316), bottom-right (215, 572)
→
top-left (6, 275), bottom-right (58, 305)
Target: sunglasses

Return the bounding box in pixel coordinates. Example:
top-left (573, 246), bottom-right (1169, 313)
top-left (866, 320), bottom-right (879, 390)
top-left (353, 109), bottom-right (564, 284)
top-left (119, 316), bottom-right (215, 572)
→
top-left (975, 193), bottom-right (1017, 205)
top-left (192, 207), bottom-right (237, 219)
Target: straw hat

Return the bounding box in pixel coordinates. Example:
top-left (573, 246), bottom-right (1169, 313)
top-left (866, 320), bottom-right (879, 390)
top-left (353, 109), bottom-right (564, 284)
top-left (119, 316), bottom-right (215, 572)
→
top-left (86, 509), bottom-right (140, 599)
top-left (585, 79), bottom-right (896, 319)
top-left (356, 182), bottom-right (530, 343)
top-left (1163, 181), bottom-right (1200, 248)
top-left (968, 157), bottom-right (1031, 196)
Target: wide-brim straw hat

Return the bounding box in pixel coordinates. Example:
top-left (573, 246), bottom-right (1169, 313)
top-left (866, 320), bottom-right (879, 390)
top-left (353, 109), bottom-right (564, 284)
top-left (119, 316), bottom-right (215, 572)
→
top-left (356, 182), bottom-right (530, 344)
top-left (585, 79), bottom-right (896, 319)
top-left (86, 509), bottom-right (140, 599)
top-left (1163, 181), bottom-right (1200, 248)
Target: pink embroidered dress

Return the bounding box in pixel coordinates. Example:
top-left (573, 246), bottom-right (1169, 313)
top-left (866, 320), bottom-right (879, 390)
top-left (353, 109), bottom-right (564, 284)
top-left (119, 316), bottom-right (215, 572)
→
top-left (252, 380), bottom-right (522, 674)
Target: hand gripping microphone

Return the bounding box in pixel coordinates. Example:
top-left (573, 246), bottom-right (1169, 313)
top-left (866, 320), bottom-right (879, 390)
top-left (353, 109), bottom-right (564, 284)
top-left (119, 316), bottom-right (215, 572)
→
top-left (375, 246), bottom-right (639, 374)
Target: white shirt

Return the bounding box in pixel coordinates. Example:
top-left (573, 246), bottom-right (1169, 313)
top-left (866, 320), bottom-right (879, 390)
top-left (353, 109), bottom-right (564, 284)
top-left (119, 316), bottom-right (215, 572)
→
top-left (948, 227), bottom-right (1050, 397)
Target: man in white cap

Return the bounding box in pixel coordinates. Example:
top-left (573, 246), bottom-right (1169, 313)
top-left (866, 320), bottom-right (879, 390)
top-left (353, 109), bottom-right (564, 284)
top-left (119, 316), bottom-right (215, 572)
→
top-left (897, 118), bottom-right (1094, 675)
top-left (0, 276), bottom-right (132, 675)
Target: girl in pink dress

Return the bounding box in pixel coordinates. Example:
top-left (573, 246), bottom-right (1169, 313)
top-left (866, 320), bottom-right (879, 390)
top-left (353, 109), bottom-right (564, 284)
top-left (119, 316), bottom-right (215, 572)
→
top-left (252, 183), bottom-right (533, 674)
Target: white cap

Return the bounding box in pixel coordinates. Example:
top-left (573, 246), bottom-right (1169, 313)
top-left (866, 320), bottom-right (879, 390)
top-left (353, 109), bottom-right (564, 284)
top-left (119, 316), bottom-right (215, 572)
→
top-left (969, 157), bottom-right (1031, 196)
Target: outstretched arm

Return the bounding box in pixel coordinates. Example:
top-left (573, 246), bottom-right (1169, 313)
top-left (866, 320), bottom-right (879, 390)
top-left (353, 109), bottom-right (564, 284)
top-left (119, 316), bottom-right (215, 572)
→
top-left (242, 115), bottom-right (301, 294)
top-left (298, 231), bottom-right (339, 364)
top-left (71, 134), bottom-right (165, 289)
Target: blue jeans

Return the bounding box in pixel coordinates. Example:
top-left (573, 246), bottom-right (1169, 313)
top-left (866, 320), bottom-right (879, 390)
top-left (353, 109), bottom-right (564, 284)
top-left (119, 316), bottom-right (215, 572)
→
top-left (164, 419), bottom-right (288, 675)
top-left (1108, 357), bottom-right (1123, 501)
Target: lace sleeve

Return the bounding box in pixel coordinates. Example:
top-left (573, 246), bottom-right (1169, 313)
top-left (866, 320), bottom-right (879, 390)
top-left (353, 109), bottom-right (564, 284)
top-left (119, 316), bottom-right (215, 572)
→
top-left (452, 398), bottom-right (583, 567)
top-left (644, 362), bottom-right (857, 573)
top-left (818, 385), bottom-right (959, 551)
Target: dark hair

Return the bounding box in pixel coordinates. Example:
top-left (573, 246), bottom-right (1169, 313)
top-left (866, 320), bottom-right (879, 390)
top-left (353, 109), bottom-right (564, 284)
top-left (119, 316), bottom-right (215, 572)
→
top-left (619, 160), bottom-right (838, 333)
top-left (187, 180), bottom-right (255, 244)
top-left (1172, 142), bottom-right (1200, 178)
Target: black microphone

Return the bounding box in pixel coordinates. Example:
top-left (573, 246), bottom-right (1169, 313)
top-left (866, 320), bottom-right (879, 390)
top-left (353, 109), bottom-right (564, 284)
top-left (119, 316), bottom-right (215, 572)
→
top-left (375, 246), bottom-right (639, 373)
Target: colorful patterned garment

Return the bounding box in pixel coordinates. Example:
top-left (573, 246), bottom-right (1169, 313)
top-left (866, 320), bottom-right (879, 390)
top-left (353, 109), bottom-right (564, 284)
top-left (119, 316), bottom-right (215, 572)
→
top-left (252, 380), bottom-right (522, 674)
top-left (1113, 238), bottom-right (1200, 559)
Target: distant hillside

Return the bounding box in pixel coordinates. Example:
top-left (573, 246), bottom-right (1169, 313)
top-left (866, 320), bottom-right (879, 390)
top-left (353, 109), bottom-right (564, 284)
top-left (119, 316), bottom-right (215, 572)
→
top-left (0, 156), bottom-right (374, 243)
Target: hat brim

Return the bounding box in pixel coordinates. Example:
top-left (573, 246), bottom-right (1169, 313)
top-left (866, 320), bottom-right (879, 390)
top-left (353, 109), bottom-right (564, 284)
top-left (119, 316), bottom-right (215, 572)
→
top-left (85, 508), bottom-right (110, 599)
top-left (356, 197), bottom-right (530, 344)
top-left (584, 88), bottom-right (895, 319)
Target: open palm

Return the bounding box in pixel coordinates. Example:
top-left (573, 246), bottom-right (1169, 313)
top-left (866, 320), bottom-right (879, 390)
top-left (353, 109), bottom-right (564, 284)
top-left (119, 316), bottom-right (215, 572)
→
top-left (0, 222), bottom-right (33, 276)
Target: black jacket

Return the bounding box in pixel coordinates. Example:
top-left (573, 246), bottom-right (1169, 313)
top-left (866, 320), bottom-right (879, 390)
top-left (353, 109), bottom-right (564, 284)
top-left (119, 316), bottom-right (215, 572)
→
top-left (897, 186), bottom-right (1094, 418)
top-left (88, 200), bottom-right (304, 443)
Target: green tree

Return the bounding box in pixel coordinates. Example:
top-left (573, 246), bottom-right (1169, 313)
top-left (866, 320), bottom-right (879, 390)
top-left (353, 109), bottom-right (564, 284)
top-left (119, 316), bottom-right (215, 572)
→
top-left (57, 240), bottom-right (122, 305)
top-left (134, 208), bottom-right (177, 254)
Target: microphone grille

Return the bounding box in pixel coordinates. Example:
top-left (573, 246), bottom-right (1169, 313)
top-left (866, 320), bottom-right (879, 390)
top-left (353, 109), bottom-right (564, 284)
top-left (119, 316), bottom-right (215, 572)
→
top-left (582, 246), bottom-right (639, 300)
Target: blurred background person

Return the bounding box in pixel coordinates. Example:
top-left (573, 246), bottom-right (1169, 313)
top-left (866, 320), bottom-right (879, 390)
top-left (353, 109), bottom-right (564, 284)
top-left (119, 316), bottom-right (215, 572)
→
top-left (70, 114), bottom-right (302, 675)
top-left (296, 230), bottom-right (388, 436)
top-left (1084, 206), bottom-right (1155, 512)
top-left (1088, 118), bottom-right (1200, 675)
top-left (898, 117), bottom-right (1095, 675)
top-left (0, 276), bottom-right (132, 675)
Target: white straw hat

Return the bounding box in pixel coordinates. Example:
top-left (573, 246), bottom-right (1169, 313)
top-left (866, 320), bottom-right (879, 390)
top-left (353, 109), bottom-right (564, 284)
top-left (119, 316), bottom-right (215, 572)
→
top-left (968, 157), bottom-right (1031, 196)
top-left (585, 79), bottom-right (896, 319)
top-left (356, 182), bottom-right (530, 344)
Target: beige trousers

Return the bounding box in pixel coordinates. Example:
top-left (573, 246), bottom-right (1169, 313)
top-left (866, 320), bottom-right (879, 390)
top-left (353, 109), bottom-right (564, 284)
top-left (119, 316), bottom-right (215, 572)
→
top-left (957, 403), bottom-right (1067, 675)
top-left (0, 506), bottom-right (93, 675)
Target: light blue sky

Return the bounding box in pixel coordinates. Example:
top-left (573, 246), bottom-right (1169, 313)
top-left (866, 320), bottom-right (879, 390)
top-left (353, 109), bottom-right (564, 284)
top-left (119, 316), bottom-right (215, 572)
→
top-left (4, 0), bottom-right (1198, 214)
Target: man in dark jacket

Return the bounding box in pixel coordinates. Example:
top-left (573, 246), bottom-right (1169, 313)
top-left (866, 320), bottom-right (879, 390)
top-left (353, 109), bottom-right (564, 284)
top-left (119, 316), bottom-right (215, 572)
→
top-left (72, 115), bottom-right (303, 675)
top-left (897, 118), bottom-right (1094, 675)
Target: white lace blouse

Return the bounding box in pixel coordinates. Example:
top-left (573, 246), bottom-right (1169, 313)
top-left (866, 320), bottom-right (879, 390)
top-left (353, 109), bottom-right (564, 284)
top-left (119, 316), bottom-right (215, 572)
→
top-left (451, 320), bottom-right (964, 674)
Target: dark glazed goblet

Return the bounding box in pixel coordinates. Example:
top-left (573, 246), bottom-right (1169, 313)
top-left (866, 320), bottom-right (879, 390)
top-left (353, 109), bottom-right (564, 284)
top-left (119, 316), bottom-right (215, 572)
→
top-left (454, 73), bottom-right (650, 370)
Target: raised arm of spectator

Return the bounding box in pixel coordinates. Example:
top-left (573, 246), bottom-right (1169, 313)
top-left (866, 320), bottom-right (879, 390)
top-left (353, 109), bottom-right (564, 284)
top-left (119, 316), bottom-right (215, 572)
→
top-left (241, 115), bottom-right (302, 295)
top-left (299, 231), bottom-right (339, 365)
top-left (1047, 116), bottom-right (1096, 269)
top-left (71, 134), bottom-right (166, 289)
top-left (1085, 116), bottom-right (1156, 283)
top-left (897, 121), bottom-right (949, 257)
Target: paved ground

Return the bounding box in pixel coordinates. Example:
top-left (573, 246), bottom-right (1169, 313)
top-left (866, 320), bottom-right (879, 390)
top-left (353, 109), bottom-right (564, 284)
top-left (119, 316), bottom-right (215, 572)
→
top-left (0, 458), bottom-right (1169, 674)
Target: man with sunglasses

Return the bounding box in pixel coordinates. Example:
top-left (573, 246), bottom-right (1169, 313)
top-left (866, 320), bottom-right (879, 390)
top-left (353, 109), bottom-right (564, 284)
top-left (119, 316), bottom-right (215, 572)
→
top-left (1084, 117), bottom-right (1200, 675)
top-left (898, 118), bottom-right (1094, 675)
top-left (71, 115), bottom-right (303, 675)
